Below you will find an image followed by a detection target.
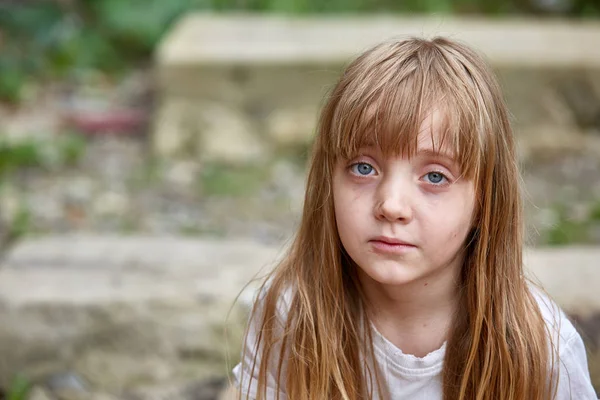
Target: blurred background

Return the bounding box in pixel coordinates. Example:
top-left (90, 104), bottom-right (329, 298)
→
top-left (0, 1), bottom-right (599, 399)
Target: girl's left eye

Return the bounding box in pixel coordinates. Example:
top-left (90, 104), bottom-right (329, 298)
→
top-left (350, 162), bottom-right (375, 176)
top-left (422, 171), bottom-right (449, 185)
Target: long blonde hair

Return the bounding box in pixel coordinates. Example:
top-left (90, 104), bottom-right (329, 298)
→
top-left (239, 37), bottom-right (557, 400)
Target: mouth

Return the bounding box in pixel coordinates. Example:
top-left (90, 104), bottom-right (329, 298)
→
top-left (369, 236), bottom-right (417, 254)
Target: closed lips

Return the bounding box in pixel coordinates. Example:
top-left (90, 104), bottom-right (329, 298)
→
top-left (370, 237), bottom-right (416, 246)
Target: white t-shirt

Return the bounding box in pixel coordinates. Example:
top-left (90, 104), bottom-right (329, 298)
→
top-left (232, 288), bottom-right (597, 399)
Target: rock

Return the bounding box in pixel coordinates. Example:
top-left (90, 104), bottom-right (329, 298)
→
top-left (266, 107), bottom-right (317, 146)
top-left (153, 100), bottom-right (267, 164)
top-left (83, 137), bottom-right (144, 183)
top-left (164, 161), bottom-right (200, 189)
top-left (28, 386), bottom-right (55, 400)
top-left (152, 98), bottom-right (195, 158)
top-left (92, 191), bottom-right (130, 218)
top-left (198, 103), bottom-right (267, 164)
top-left (64, 177), bottom-right (96, 206)
top-left (46, 372), bottom-right (89, 393)
top-left (29, 191), bottom-right (64, 225)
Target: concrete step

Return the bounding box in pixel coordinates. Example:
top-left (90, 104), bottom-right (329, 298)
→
top-left (0, 235), bottom-right (598, 395)
top-left (153, 14), bottom-right (600, 163)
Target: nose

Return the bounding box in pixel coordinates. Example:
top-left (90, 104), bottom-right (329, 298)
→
top-left (374, 177), bottom-right (413, 223)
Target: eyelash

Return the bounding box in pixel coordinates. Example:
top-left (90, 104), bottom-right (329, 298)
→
top-left (348, 162), bottom-right (451, 187)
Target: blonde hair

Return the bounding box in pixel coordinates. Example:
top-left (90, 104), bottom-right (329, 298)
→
top-left (239, 37), bottom-right (557, 400)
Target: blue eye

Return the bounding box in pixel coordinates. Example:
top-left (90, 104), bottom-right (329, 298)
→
top-left (351, 163), bottom-right (375, 176)
top-left (424, 171), bottom-right (447, 185)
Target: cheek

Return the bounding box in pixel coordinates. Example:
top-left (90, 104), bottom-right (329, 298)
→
top-left (333, 175), bottom-right (368, 213)
top-left (421, 192), bottom-right (475, 245)
top-left (334, 187), bottom-right (362, 230)
top-left (332, 180), bottom-right (354, 235)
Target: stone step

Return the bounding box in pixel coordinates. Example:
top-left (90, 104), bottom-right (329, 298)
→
top-left (0, 235), bottom-right (280, 398)
top-left (0, 235), bottom-right (598, 396)
top-left (153, 14), bottom-right (600, 163)
top-left (157, 15), bottom-right (600, 67)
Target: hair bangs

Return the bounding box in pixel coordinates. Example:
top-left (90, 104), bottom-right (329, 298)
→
top-left (328, 62), bottom-right (424, 161)
top-left (325, 40), bottom-right (486, 182)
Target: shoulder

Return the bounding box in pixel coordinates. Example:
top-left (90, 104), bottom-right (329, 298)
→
top-left (529, 286), bottom-right (598, 399)
top-left (241, 280), bottom-right (296, 352)
top-left (253, 280), bottom-right (295, 322)
top-left (530, 286), bottom-right (579, 347)
top-left (232, 281), bottom-right (295, 399)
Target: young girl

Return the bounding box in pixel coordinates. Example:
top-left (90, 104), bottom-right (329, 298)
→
top-left (232, 37), bottom-right (597, 399)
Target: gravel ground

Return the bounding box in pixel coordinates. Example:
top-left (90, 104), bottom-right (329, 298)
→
top-left (2, 134), bottom-right (599, 246)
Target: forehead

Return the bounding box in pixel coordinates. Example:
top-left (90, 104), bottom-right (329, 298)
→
top-left (355, 109), bottom-right (458, 160)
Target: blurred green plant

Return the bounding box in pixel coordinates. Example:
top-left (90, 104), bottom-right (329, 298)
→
top-left (58, 133), bottom-right (88, 166)
top-left (590, 200), bottom-right (600, 221)
top-left (5, 375), bottom-right (31, 400)
top-left (200, 162), bottom-right (269, 197)
top-left (0, 0), bottom-right (198, 102)
top-left (5, 205), bottom-right (32, 244)
top-left (0, 140), bottom-right (44, 174)
top-left (544, 202), bottom-right (600, 246)
top-left (83, 0), bottom-right (197, 58)
top-left (546, 218), bottom-right (590, 245)
top-left (0, 134), bottom-right (86, 175)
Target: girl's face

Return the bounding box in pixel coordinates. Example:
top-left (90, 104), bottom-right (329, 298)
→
top-left (332, 113), bottom-right (476, 289)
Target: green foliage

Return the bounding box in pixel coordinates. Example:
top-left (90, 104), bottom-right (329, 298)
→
top-left (0, 140), bottom-right (44, 175)
top-left (546, 218), bottom-right (589, 245)
top-left (55, 133), bottom-right (88, 166)
top-left (7, 205), bottom-right (32, 241)
top-left (0, 3), bottom-right (61, 32)
top-left (0, 63), bottom-right (26, 104)
top-left (590, 200), bottom-right (600, 221)
top-left (544, 203), bottom-right (599, 246)
top-left (200, 163), bottom-right (269, 197)
top-left (0, 1), bottom-right (202, 102)
top-left (6, 375), bottom-right (31, 400)
top-left (87, 0), bottom-right (198, 57)
top-left (0, 134), bottom-right (86, 176)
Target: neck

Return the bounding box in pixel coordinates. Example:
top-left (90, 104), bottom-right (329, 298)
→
top-left (359, 260), bottom-right (461, 358)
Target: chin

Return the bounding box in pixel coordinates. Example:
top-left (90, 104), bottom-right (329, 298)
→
top-left (361, 262), bottom-right (420, 286)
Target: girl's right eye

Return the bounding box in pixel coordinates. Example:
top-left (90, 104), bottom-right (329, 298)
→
top-left (350, 162), bottom-right (376, 176)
